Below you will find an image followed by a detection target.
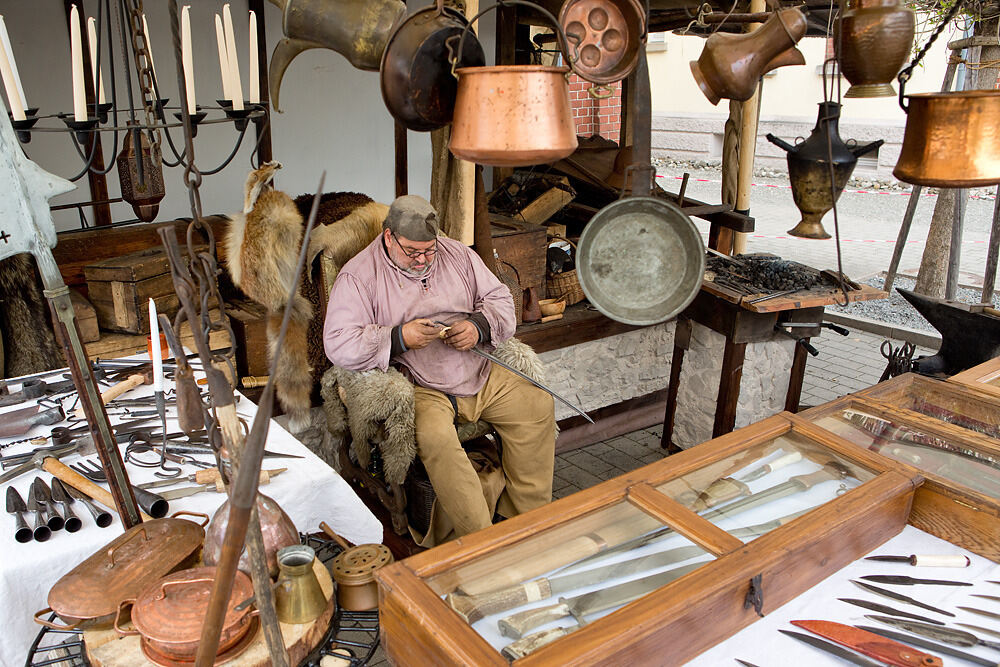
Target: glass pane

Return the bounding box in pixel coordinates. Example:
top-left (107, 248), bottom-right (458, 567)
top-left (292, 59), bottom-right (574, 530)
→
top-left (867, 381), bottom-right (1000, 440)
top-left (427, 501), bottom-right (714, 659)
top-left (655, 431), bottom-right (875, 541)
top-left (814, 406), bottom-right (1000, 499)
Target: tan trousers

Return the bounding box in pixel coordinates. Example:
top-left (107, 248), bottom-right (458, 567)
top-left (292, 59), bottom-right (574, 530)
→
top-left (414, 363), bottom-right (556, 539)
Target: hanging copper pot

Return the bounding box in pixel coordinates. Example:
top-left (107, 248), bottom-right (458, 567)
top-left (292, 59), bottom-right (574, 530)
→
top-left (117, 122), bottom-right (164, 223)
top-left (559, 0), bottom-right (645, 84)
top-left (690, 7), bottom-right (807, 105)
top-left (835, 0), bottom-right (915, 98)
top-left (766, 102), bottom-right (883, 239)
top-left (894, 91), bottom-right (1000, 187)
top-left (449, 1), bottom-right (578, 166)
top-left (202, 493), bottom-right (298, 578)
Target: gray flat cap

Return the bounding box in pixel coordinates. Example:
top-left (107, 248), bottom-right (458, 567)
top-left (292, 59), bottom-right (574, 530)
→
top-left (383, 195), bottom-right (439, 241)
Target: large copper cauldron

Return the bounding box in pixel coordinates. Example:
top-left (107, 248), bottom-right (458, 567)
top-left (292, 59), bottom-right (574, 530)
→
top-left (894, 91), bottom-right (1000, 187)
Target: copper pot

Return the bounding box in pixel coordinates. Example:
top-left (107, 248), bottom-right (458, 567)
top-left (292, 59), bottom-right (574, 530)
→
top-left (893, 91), bottom-right (1000, 187)
top-left (331, 543), bottom-right (393, 611)
top-left (834, 0), bottom-right (915, 98)
top-left (115, 566), bottom-right (259, 666)
top-left (202, 492), bottom-right (298, 578)
top-left (559, 0), bottom-right (645, 84)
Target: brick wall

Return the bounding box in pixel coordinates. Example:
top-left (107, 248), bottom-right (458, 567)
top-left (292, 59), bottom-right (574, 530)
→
top-left (568, 74), bottom-right (622, 141)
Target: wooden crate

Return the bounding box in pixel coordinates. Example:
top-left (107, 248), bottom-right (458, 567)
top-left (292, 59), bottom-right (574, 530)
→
top-left (227, 300), bottom-right (270, 378)
top-left (376, 413), bottom-right (918, 665)
top-left (84, 246), bottom-right (179, 334)
top-left (491, 215), bottom-right (547, 297)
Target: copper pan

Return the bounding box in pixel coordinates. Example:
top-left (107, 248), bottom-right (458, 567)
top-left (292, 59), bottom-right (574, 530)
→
top-left (893, 90), bottom-right (1000, 187)
top-left (559, 0), bottom-right (645, 84)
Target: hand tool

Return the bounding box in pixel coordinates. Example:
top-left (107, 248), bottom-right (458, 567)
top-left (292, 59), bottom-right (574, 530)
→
top-left (778, 628), bottom-right (886, 667)
top-left (0, 378), bottom-right (46, 407)
top-left (60, 481), bottom-right (112, 527)
top-left (25, 483), bottom-right (51, 542)
top-left (156, 468), bottom-right (287, 500)
top-left (865, 554), bottom-right (971, 567)
top-left (6, 487), bottom-right (32, 543)
top-left (851, 580), bottom-right (954, 617)
top-left (734, 661), bottom-right (761, 667)
top-left (866, 614), bottom-right (1000, 651)
top-left (68, 460), bottom-right (168, 518)
top-left (973, 595), bottom-right (1000, 603)
top-left (838, 598), bottom-right (945, 625)
top-left (137, 467), bottom-right (281, 490)
top-left (737, 451), bottom-right (802, 483)
top-left (860, 574), bottom-right (972, 587)
top-left (319, 521), bottom-right (353, 550)
top-left (48, 478), bottom-right (82, 532)
top-left (73, 368), bottom-right (154, 419)
top-left (0, 404), bottom-right (65, 438)
top-left (958, 624), bottom-right (1000, 640)
top-left (790, 620), bottom-right (943, 667)
top-left (989, 581), bottom-right (1000, 585)
top-left (960, 607), bottom-right (1000, 622)
top-left (159, 312), bottom-right (203, 434)
top-left (31, 477), bottom-right (64, 531)
top-left (856, 625), bottom-right (997, 667)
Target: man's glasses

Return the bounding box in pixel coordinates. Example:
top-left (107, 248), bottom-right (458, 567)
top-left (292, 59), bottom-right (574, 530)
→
top-left (393, 233), bottom-right (437, 259)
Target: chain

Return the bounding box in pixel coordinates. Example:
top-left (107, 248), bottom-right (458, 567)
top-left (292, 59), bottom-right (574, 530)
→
top-left (121, 0), bottom-right (162, 157)
top-left (898, 0), bottom-right (967, 110)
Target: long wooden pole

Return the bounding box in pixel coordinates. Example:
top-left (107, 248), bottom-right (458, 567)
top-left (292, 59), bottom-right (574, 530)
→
top-left (456, 0), bottom-right (480, 246)
top-left (731, 0), bottom-right (767, 255)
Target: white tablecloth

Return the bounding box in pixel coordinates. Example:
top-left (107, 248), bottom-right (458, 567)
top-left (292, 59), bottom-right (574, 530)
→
top-left (0, 365), bottom-right (381, 666)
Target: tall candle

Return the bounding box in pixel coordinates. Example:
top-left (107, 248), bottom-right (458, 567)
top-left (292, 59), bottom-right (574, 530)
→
top-left (141, 14), bottom-right (158, 90)
top-left (222, 4), bottom-right (243, 110)
top-left (214, 14), bottom-right (231, 102)
top-left (0, 16), bottom-right (27, 112)
top-left (148, 299), bottom-right (164, 392)
top-left (181, 6), bottom-right (196, 114)
top-left (248, 10), bottom-right (258, 104)
top-left (70, 5), bottom-right (86, 121)
top-left (86, 17), bottom-right (106, 104)
top-left (0, 19), bottom-right (24, 119)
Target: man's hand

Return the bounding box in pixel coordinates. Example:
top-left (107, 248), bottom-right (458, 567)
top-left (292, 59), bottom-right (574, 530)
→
top-left (401, 319), bottom-right (443, 350)
top-left (442, 319), bottom-right (479, 351)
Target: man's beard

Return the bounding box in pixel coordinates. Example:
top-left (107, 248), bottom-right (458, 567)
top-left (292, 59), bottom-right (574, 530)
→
top-left (402, 263), bottom-right (430, 277)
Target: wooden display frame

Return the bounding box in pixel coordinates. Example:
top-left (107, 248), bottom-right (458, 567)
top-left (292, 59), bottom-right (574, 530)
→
top-left (376, 414), bottom-right (920, 666)
top-left (855, 373), bottom-right (1000, 436)
top-left (950, 357), bottom-right (1000, 399)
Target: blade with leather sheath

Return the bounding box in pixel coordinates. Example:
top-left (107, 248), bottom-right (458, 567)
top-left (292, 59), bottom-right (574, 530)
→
top-left (856, 625), bottom-right (996, 667)
top-left (851, 580), bottom-right (954, 617)
top-left (865, 614), bottom-right (1000, 651)
top-left (960, 607), bottom-right (1000, 622)
top-left (860, 574), bottom-right (972, 587)
top-left (497, 560), bottom-right (706, 638)
top-left (838, 599), bottom-right (945, 625)
top-left (790, 620), bottom-right (943, 667)
top-left (865, 554), bottom-right (971, 568)
top-left (778, 628), bottom-right (887, 667)
top-left (959, 624), bottom-right (1000, 640)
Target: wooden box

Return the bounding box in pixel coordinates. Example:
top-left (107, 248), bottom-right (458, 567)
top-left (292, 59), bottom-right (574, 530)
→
top-left (227, 300), bottom-right (270, 378)
top-left (949, 357), bottom-right (1000, 399)
top-left (84, 246), bottom-right (179, 334)
top-left (491, 215), bottom-right (548, 297)
top-left (376, 413), bottom-right (919, 665)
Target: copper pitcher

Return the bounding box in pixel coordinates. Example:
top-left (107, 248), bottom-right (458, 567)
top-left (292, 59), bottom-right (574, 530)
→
top-left (690, 8), bottom-right (807, 105)
top-left (835, 0), bottom-right (915, 98)
top-left (894, 91), bottom-right (1000, 187)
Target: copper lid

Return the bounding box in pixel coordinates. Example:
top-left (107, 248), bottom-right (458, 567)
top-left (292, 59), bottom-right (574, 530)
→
top-left (331, 544), bottom-right (393, 586)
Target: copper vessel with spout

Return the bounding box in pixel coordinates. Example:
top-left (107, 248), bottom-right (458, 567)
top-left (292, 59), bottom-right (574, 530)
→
top-left (767, 102), bottom-right (883, 239)
top-left (690, 7), bottom-right (807, 105)
top-left (835, 0), bottom-right (915, 98)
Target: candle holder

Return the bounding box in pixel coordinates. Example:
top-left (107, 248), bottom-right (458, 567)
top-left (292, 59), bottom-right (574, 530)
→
top-left (60, 114), bottom-right (99, 144)
top-left (222, 100), bottom-right (253, 132)
top-left (10, 107), bottom-right (40, 144)
top-left (90, 101), bottom-right (113, 124)
top-left (152, 98), bottom-right (170, 121)
top-left (249, 103), bottom-right (268, 127)
top-left (173, 107), bottom-right (207, 137)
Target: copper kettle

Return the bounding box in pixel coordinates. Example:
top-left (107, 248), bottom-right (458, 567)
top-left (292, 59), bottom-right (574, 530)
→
top-left (267, 0), bottom-right (406, 110)
top-left (690, 8), bottom-right (807, 105)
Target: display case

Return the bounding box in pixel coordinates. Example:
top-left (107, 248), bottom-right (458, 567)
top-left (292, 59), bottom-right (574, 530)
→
top-left (376, 414), bottom-right (920, 665)
top-left (950, 357), bottom-right (1000, 400)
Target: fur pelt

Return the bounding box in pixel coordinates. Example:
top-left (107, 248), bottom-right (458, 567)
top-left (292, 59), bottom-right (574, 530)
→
top-left (322, 337), bottom-right (553, 486)
top-left (0, 253), bottom-right (64, 378)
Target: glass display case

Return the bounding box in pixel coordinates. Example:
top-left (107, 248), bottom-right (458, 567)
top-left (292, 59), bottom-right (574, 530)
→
top-left (950, 357), bottom-right (1000, 399)
top-left (376, 414), bottom-right (918, 666)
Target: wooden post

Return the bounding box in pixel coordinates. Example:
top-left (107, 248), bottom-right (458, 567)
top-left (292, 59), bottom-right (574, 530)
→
top-left (712, 340), bottom-right (747, 437)
top-left (982, 186), bottom-right (1000, 302)
top-left (731, 0), bottom-right (767, 255)
top-left (395, 121), bottom-right (407, 197)
top-left (455, 0), bottom-right (480, 246)
top-left (249, 0), bottom-right (272, 164)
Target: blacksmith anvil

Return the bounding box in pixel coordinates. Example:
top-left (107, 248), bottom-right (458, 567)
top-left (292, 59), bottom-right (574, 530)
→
top-left (898, 288), bottom-right (1000, 376)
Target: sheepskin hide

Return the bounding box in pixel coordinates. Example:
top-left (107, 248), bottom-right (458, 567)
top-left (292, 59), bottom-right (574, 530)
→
top-left (322, 337), bottom-right (553, 486)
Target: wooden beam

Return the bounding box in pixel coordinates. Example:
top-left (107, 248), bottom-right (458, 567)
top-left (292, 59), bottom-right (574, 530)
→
top-left (249, 0), bottom-right (273, 164)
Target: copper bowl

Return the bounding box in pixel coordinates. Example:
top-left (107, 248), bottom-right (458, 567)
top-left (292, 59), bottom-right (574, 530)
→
top-left (331, 544), bottom-right (393, 611)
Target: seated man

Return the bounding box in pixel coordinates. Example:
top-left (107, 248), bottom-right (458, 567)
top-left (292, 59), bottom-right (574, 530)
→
top-left (323, 195), bottom-right (555, 542)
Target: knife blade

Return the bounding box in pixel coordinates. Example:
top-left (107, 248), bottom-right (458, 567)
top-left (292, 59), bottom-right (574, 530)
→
top-left (865, 554), bottom-right (971, 568)
top-left (778, 628), bottom-right (886, 667)
top-left (157, 482), bottom-right (218, 500)
top-left (790, 620), bottom-right (942, 667)
top-left (838, 598), bottom-right (945, 625)
top-left (734, 660), bottom-right (762, 667)
top-left (851, 580), bottom-right (955, 617)
top-left (973, 595), bottom-right (1000, 603)
top-left (960, 607), bottom-right (1000, 622)
top-left (958, 624), bottom-right (1000, 640)
top-left (865, 614), bottom-right (1000, 650)
top-left (856, 625), bottom-right (997, 667)
top-left (860, 574), bottom-right (972, 587)
top-left (737, 451), bottom-right (802, 483)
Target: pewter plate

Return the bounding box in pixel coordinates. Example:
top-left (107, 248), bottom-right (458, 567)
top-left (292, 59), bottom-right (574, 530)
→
top-left (577, 197), bottom-right (704, 325)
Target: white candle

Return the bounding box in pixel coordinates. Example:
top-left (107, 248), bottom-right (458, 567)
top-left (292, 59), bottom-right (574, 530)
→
top-left (248, 10), bottom-right (258, 104)
top-left (70, 5), bottom-right (86, 121)
top-left (141, 14), bottom-right (158, 91)
top-left (222, 4), bottom-right (243, 110)
top-left (87, 17), bottom-right (106, 104)
top-left (0, 16), bottom-right (27, 112)
top-left (181, 6), bottom-right (196, 114)
top-left (148, 299), bottom-right (164, 393)
top-left (0, 19), bottom-right (23, 120)
top-left (214, 14), bottom-right (231, 102)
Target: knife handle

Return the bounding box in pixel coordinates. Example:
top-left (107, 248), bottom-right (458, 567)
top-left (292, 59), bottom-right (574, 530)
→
top-left (499, 601), bottom-right (570, 639)
top-left (448, 579), bottom-right (554, 624)
top-left (502, 627), bottom-right (572, 660)
top-left (31, 507), bottom-right (51, 542)
top-left (910, 555), bottom-right (971, 568)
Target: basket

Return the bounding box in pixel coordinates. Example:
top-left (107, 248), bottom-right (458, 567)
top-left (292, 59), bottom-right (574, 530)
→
top-left (546, 236), bottom-right (586, 305)
top-left (494, 251), bottom-right (523, 324)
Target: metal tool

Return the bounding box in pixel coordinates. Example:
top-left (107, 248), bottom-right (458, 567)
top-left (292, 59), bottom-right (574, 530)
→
top-left (157, 468), bottom-right (287, 500)
top-left (747, 288), bottom-right (802, 305)
top-left (61, 481), bottom-right (112, 528)
top-left (137, 467), bottom-right (284, 490)
top-left (49, 478), bottom-right (82, 532)
top-left (25, 483), bottom-right (51, 542)
top-left (973, 595), bottom-right (1000, 603)
top-left (0, 378), bottom-right (46, 407)
top-left (31, 477), bottom-right (64, 531)
top-left (866, 614), bottom-right (1000, 651)
top-left (737, 451), bottom-right (802, 483)
top-left (865, 554), bottom-right (971, 567)
top-left (838, 598), bottom-right (944, 625)
top-left (734, 661), bottom-right (761, 667)
top-left (958, 623), bottom-right (1000, 640)
top-left (856, 625), bottom-right (995, 667)
top-left (851, 580), bottom-right (954, 617)
top-left (6, 487), bottom-right (32, 543)
top-left (790, 620), bottom-right (943, 667)
top-left (778, 628), bottom-right (886, 667)
top-left (960, 607), bottom-right (1000, 622)
top-left (0, 404), bottom-right (65, 438)
top-left (860, 574), bottom-right (972, 587)
top-left (68, 460), bottom-right (169, 518)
